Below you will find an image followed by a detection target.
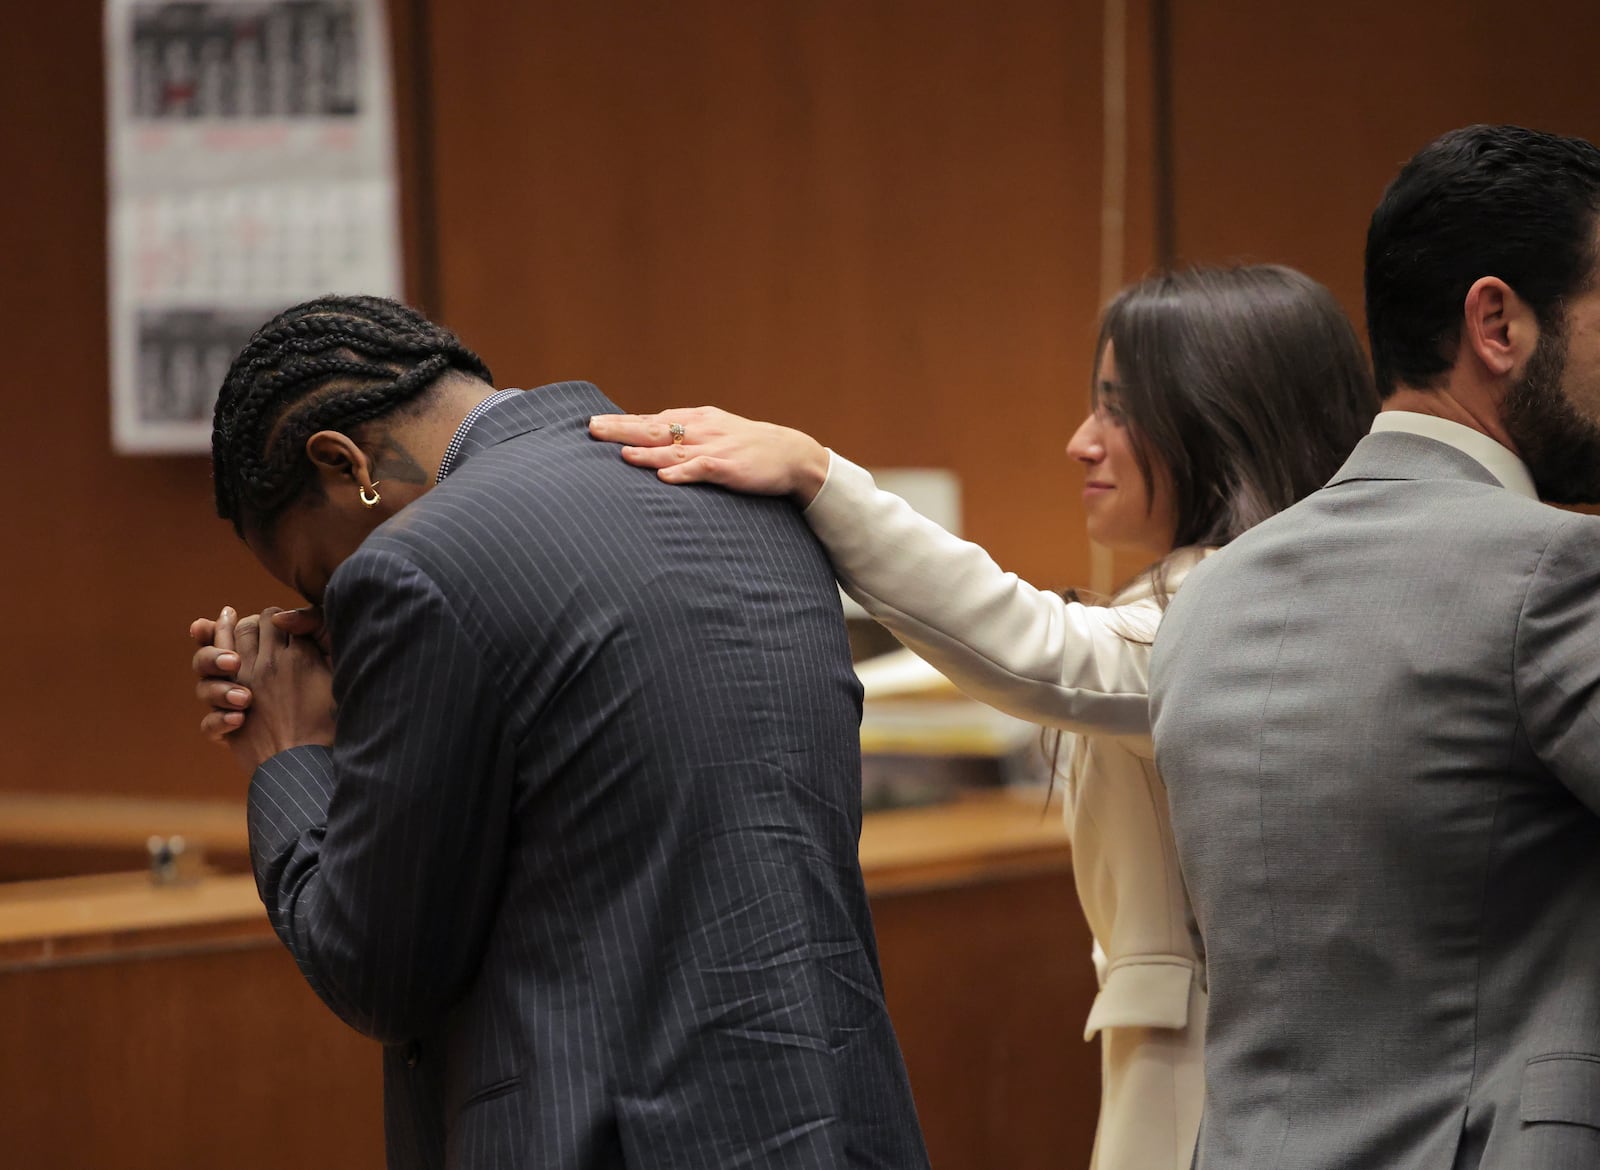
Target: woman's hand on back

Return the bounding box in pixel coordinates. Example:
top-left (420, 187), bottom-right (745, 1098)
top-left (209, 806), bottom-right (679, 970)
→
top-left (588, 406), bottom-right (831, 506)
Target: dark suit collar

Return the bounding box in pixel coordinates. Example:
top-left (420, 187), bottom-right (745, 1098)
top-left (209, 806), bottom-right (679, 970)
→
top-left (450, 380), bottom-right (621, 472)
top-left (1327, 429), bottom-right (1504, 490)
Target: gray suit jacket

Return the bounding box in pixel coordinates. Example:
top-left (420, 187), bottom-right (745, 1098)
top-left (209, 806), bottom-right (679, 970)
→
top-left (1149, 430), bottom-right (1600, 1170)
top-left (247, 382), bottom-right (929, 1170)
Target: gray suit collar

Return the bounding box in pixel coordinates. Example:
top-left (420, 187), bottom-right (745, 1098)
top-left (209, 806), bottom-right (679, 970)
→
top-left (451, 380), bottom-right (621, 471)
top-left (1326, 430), bottom-right (1504, 490)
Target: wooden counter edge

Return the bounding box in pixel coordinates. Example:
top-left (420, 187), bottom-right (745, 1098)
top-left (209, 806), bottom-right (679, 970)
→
top-left (0, 871), bottom-right (273, 972)
top-left (0, 791), bottom-right (250, 852)
top-left (0, 790), bottom-right (1067, 970)
top-left (859, 789), bottom-right (1071, 895)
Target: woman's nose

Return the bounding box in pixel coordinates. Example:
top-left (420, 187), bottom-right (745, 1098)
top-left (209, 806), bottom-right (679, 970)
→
top-left (1066, 417), bottom-right (1102, 464)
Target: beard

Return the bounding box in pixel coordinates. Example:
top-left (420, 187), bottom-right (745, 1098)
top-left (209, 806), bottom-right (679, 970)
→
top-left (1502, 320), bottom-right (1600, 504)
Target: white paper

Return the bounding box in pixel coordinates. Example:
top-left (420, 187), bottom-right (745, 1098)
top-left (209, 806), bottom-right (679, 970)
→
top-left (105, 0), bottom-right (402, 453)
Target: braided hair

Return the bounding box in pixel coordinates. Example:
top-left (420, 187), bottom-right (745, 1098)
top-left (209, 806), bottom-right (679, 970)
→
top-left (212, 294), bottom-right (493, 537)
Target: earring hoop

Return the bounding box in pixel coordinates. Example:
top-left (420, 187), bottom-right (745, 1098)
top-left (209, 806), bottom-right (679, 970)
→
top-left (359, 481), bottom-right (382, 508)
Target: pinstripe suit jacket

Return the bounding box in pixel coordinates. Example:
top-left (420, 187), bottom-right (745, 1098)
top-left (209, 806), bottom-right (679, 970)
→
top-left (247, 382), bottom-right (929, 1170)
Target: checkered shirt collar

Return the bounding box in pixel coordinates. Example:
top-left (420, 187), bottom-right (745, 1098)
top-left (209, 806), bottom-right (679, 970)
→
top-left (435, 389), bottom-right (524, 483)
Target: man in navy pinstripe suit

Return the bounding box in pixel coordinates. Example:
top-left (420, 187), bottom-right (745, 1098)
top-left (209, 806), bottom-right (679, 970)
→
top-left (189, 296), bottom-right (929, 1169)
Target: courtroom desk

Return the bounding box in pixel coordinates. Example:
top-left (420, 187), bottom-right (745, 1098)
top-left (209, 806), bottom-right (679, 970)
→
top-left (0, 872), bottom-right (383, 1170)
top-left (0, 790), bottom-right (1095, 1170)
top-left (862, 790), bottom-right (1099, 1170)
top-left (0, 791), bottom-right (252, 882)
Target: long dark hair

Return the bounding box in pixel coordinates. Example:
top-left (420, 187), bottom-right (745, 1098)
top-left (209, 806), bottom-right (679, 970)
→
top-left (1043, 266), bottom-right (1376, 800)
top-left (1097, 264), bottom-right (1377, 603)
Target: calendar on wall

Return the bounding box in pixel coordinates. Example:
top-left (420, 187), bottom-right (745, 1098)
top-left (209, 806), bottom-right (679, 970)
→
top-left (105, 0), bottom-right (402, 454)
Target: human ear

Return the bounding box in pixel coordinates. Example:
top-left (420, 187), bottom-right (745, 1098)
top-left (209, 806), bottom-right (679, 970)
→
top-left (1462, 277), bottom-right (1537, 379)
top-left (305, 430), bottom-right (377, 500)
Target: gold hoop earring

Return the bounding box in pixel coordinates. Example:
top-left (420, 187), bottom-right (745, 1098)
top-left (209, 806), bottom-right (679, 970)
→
top-left (359, 482), bottom-right (382, 508)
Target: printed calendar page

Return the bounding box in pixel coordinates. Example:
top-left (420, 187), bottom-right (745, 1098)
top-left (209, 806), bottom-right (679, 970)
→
top-left (105, 0), bottom-right (402, 453)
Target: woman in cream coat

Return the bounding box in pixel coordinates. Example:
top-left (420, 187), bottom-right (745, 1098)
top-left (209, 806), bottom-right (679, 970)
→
top-left (591, 265), bottom-right (1377, 1169)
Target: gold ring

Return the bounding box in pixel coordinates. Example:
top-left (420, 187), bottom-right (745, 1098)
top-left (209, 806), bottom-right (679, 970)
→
top-left (668, 423), bottom-right (686, 445)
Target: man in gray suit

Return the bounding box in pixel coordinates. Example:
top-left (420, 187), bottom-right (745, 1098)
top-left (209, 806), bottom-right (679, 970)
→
top-left (189, 295), bottom-right (929, 1169)
top-left (1150, 125), bottom-right (1600, 1169)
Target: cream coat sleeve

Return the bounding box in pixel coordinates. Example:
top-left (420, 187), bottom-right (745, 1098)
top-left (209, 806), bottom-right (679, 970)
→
top-left (804, 453), bottom-right (1157, 745)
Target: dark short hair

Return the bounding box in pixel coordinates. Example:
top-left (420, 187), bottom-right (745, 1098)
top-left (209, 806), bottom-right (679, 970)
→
top-left (211, 295), bottom-right (493, 538)
top-left (1099, 264), bottom-right (1377, 577)
top-left (1365, 124), bottom-right (1600, 397)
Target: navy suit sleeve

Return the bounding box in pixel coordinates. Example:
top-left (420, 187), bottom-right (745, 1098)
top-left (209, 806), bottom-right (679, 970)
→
top-left (247, 547), bottom-right (515, 1043)
top-left (1516, 515), bottom-right (1600, 815)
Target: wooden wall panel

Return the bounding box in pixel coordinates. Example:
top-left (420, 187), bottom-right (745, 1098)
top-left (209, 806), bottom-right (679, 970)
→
top-left (874, 869), bottom-right (1101, 1169)
top-left (0, 941), bottom-right (384, 1170)
top-left (426, 0), bottom-right (1108, 592)
top-left (1, 0), bottom-right (274, 800)
top-left (1166, 0), bottom-right (1600, 324)
top-left (4, 0), bottom-right (1110, 800)
top-left (12, 2), bottom-right (1600, 798)
top-left (0, 2), bottom-right (420, 799)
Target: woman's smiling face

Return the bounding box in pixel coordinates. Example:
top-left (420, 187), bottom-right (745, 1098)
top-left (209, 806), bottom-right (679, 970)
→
top-left (1066, 341), bottom-right (1178, 559)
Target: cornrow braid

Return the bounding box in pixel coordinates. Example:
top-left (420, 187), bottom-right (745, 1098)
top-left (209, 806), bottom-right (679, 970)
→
top-left (212, 294), bottom-right (493, 537)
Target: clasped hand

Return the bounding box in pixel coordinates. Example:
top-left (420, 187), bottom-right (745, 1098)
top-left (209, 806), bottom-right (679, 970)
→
top-left (189, 605), bottom-right (335, 774)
